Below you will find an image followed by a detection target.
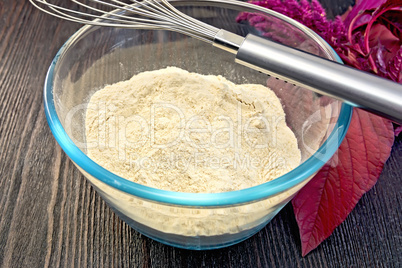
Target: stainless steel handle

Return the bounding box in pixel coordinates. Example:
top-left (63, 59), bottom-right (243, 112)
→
top-left (235, 34), bottom-right (402, 124)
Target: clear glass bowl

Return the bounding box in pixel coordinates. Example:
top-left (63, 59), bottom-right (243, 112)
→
top-left (44, 0), bottom-right (352, 249)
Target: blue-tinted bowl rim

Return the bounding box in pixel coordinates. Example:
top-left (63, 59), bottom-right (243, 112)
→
top-left (43, 5), bottom-right (352, 207)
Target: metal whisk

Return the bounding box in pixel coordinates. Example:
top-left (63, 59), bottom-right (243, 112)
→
top-left (31, 0), bottom-right (402, 124)
top-left (31, 0), bottom-right (221, 43)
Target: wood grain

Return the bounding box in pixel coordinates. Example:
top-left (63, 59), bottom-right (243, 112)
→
top-left (0, 0), bottom-right (400, 267)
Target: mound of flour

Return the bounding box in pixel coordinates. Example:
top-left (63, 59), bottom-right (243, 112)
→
top-left (85, 67), bottom-right (300, 193)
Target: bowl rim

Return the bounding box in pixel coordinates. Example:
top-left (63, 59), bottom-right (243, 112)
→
top-left (43, 0), bottom-right (352, 207)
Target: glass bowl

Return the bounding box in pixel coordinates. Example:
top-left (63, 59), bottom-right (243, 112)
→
top-left (44, 0), bottom-right (352, 249)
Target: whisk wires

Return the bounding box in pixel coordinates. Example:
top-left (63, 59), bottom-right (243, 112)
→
top-left (30, 0), bottom-right (220, 43)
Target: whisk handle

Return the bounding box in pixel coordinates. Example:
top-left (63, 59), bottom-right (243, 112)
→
top-left (235, 34), bottom-right (402, 124)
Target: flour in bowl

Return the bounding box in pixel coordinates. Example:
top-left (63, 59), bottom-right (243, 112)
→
top-left (85, 67), bottom-right (301, 193)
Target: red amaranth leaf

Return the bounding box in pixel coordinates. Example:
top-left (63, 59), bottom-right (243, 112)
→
top-left (291, 109), bottom-right (394, 256)
top-left (377, 10), bottom-right (402, 40)
top-left (343, 0), bottom-right (387, 28)
top-left (343, 0), bottom-right (402, 78)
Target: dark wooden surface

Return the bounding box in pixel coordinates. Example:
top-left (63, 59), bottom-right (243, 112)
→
top-left (0, 0), bottom-right (401, 267)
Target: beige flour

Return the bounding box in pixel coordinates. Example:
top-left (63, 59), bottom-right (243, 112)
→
top-left (85, 67), bottom-right (301, 193)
